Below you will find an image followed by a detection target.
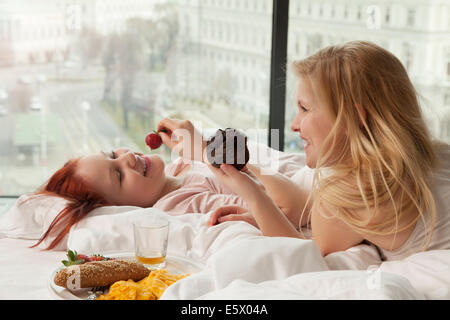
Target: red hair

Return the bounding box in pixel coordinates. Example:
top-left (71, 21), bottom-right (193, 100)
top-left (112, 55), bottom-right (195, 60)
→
top-left (31, 158), bottom-right (109, 250)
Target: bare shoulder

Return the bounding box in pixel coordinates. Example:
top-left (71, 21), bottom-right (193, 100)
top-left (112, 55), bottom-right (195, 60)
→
top-left (310, 205), bottom-right (365, 256)
top-left (311, 200), bottom-right (418, 256)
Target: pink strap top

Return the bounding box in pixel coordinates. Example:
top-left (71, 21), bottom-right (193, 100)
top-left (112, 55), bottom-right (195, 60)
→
top-left (152, 159), bottom-right (248, 215)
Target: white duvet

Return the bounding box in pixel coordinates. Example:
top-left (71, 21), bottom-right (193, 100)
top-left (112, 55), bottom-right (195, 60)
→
top-left (68, 208), bottom-right (450, 300)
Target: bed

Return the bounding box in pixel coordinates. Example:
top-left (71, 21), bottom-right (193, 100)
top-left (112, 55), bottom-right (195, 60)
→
top-left (1, 142), bottom-right (449, 300)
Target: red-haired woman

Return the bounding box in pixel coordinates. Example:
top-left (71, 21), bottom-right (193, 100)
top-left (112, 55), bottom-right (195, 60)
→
top-left (32, 140), bottom-right (249, 250)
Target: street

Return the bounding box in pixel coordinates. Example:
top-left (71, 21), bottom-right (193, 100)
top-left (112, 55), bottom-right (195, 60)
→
top-left (0, 64), bottom-right (140, 195)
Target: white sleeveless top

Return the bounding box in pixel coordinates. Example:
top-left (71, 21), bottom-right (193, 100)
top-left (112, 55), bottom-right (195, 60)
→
top-left (290, 141), bottom-right (450, 261)
top-left (378, 142), bottom-right (450, 261)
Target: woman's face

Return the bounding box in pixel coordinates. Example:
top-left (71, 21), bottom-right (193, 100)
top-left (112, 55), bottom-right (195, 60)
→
top-left (290, 75), bottom-right (345, 168)
top-left (76, 148), bottom-right (166, 207)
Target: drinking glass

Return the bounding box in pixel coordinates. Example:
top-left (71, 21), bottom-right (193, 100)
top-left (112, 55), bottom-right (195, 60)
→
top-left (133, 217), bottom-right (169, 269)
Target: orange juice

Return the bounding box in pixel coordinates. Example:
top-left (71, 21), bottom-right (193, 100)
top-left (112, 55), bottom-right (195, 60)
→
top-left (136, 255), bottom-right (165, 265)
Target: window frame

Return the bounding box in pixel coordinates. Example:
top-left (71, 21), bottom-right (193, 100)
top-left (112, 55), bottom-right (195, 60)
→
top-left (268, 0), bottom-right (289, 151)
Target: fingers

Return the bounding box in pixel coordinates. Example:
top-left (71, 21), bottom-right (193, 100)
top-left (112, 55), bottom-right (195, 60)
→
top-left (207, 163), bottom-right (256, 189)
top-left (206, 162), bottom-right (228, 180)
top-left (156, 118), bottom-right (188, 151)
top-left (158, 130), bottom-right (177, 149)
top-left (217, 214), bottom-right (244, 224)
top-left (156, 118), bottom-right (176, 134)
top-left (208, 205), bottom-right (247, 226)
top-left (240, 166), bottom-right (258, 180)
top-left (212, 164), bottom-right (242, 179)
top-left (219, 164), bottom-right (253, 182)
top-left (220, 163), bottom-right (238, 175)
top-left (156, 118), bottom-right (205, 161)
top-left (156, 118), bottom-right (176, 149)
top-left (157, 118), bottom-right (193, 134)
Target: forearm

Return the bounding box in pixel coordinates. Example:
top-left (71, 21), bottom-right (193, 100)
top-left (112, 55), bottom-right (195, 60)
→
top-left (247, 164), bottom-right (311, 227)
top-left (247, 192), bottom-right (305, 239)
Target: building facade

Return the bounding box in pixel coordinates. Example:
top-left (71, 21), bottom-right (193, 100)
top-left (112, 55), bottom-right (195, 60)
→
top-left (0, 0), bottom-right (68, 65)
top-left (176, 0), bottom-right (450, 142)
top-left (0, 0), bottom-right (163, 65)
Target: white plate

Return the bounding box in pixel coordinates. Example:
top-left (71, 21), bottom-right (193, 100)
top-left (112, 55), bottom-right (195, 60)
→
top-left (48, 252), bottom-right (205, 300)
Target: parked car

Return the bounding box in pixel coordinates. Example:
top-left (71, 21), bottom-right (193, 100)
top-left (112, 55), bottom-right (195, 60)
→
top-left (29, 96), bottom-right (42, 111)
top-left (0, 88), bottom-right (9, 116)
top-left (0, 105), bottom-right (8, 116)
top-left (0, 88), bottom-right (7, 101)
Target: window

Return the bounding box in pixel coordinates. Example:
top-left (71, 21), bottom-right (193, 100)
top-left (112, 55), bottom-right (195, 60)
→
top-left (285, 1), bottom-right (450, 152)
top-left (385, 7), bottom-right (391, 24)
top-left (445, 49), bottom-right (450, 81)
top-left (296, 1), bottom-right (301, 16)
top-left (357, 6), bottom-right (362, 21)
top-left (407, 8), bottom-right (416, 27)
top-left (0, 0), bottom-right (273, 196)
top-left (402, 42), bottom-right (413, 71)
top-left (2, 0), bottom-right (449, 197)
top-left (444, 92), bottom-right (450, 106)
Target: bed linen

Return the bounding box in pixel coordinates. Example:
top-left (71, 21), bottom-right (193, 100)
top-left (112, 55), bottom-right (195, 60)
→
top-left (2, 206), bottom-right (449, 300)
top-left (1, 143), bottom-right (449, 300)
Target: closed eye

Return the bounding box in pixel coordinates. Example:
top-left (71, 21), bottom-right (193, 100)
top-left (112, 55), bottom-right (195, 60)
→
top-left (109, 150), bottom-right (122, 185)
top-left (298, 104), bottom-right (308, 112)
top-left (116, 169), bottom-right (122, 184)
top-left (297, 99), bottom-right (309, 112)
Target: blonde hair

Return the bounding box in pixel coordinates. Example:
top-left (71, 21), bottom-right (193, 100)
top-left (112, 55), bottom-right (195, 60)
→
top-left (293, 41), bottom-right (439, 251)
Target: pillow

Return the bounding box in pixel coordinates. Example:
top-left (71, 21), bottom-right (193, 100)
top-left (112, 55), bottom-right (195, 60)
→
top-left (0, 193), bottom-right (68, 240)
top-left (0, 193), bottom-right (140, 250)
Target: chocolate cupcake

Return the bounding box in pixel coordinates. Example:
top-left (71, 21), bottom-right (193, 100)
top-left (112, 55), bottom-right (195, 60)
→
top-left (205, 128), bottom-right (250, 171)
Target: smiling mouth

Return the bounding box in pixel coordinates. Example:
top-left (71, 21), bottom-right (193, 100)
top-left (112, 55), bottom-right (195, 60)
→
top-left (143, 156), bottom-right (150, 176)
top-left (301, 137), bottom-right (311, 149)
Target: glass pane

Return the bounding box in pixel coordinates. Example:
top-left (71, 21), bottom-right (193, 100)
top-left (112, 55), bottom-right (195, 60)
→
top-left (0, 0), bottom-right (273, 196)
top-left (285, 1), bottom-right (450, 153)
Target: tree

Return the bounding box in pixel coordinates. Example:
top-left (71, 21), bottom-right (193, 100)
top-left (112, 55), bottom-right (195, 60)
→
top-left (117, 31), bottom-right (145, 130)
top-left (100, 3), bottom-right (179, 130)
top-left (77, 28), bottom-right (104, 68)
top-left (126, 3), bottom-right (179, 72)
top-left (102, 34), bottom-right (120, 101)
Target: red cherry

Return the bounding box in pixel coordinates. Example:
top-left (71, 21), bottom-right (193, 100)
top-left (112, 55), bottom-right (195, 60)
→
top-left (145, 131), bottom-right (163, 150)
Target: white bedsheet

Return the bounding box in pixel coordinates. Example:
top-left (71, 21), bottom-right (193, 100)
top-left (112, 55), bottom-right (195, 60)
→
top-left (0, 237), bottom-right (64, 299)
top-left (1, 206), bottom-right (449, 300)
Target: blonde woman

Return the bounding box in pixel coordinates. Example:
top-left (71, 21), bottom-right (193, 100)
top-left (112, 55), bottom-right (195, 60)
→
top-left (204, 41), bottom-right (450, 261)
